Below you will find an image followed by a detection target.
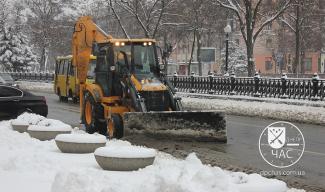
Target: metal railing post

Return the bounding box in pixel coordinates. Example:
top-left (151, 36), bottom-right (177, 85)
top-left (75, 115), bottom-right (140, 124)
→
top-left (173, 72), bottom-right (178, 88)
top-left (190, 72), bottom-right (195, 93)
top-left (230, 72), bottom-right (236, 95)
top-left (208, 73), bottom-right (214, 94)
top-left (253, 73), bottom-right (261, 97)
top-left (311, 73), bottom-right (320, 101)
top-left (280, 73), bottom-right (288, 99)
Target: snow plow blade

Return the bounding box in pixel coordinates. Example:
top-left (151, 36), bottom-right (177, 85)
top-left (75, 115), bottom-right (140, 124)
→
top-left (123, 111), bottom-right (226, 142)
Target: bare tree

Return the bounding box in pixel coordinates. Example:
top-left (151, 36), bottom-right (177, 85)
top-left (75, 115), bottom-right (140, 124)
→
top-left (279, 0), bottom-right (321, 74)
top-left (215, 0), bottom-right (292, 76)
top-left (116, 0), bottom-right (173, 38)
top-left (25, 0), bottom-right (71, 71)
top-left (107, 0), bottom-right (129, 38)
top-left (175, 0), bottom-right (226, 76)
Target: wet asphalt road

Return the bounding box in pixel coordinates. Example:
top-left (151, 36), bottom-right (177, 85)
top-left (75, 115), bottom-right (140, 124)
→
top-left (35, 91), bottom-right (325, 190)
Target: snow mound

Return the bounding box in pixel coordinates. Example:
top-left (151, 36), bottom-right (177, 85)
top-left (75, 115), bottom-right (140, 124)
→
top-left (13, 113), bottom-right (72, 132)
top-left (36, 119), bottom-right (72, 131)
top-left (16, 112), bottom-right (45, 125)
top-left (55, 133), bottom-right (107, 144)
top-left (95, 143), bottom-right (156, 158)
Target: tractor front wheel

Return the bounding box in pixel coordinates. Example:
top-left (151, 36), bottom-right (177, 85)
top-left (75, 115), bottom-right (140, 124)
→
top-left (82, 92), bottom-right (106, 135)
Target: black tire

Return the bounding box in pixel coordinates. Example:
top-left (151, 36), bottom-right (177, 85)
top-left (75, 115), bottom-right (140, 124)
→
top-left (68, 89), bottom-right (73, 98)
top-left (57, 89), bottom-right (62, 102)
top-left (111, 114), bottom-right (124, 139)
top-left (82, 92), bottom-right (106, 135)
top-left (58, 89), bottom-right (68, 102)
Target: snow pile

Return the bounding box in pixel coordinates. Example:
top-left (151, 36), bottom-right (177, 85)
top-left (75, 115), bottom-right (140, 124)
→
top-left (95, 141), bottom-right (156, 158)
top-left (17, 81), bottom-right (54, 93)
top-left (15, 112), bottom-right (45, 125)
top-left (33, 119), bottom-right (72, 132)
top-left (0, 118), bottom-right (302, 192)
top-left (13, 113), bottom-right (72, 132)
top-left (55, 133), bottom-right (107, 144)
top-left (52, 152), bottom-right (291, 192)
top-left (182, 97), bottom-right (325, 125)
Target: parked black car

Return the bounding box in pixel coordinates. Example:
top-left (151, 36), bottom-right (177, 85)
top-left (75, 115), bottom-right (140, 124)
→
top-left (0, 85), bottom-right (48, 120)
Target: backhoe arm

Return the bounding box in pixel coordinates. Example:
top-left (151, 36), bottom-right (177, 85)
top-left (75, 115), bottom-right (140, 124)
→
top-left (72, 16), bottom-right (111, 84)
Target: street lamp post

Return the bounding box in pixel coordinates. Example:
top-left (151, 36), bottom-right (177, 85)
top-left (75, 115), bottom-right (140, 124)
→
top-left (224, 24), bottom-right (232, 75)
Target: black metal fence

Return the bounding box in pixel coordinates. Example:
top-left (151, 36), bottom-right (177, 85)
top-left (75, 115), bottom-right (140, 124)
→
top-left (2, 72), bottom-right (55, 82)
top-left (167, 74), bottom-right (325, 101)
top-left (3, 72), bottom-right (325, 101)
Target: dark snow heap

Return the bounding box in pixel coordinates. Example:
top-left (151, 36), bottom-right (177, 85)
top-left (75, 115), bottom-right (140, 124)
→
top-left (0, 26), bottom-right (38, 71)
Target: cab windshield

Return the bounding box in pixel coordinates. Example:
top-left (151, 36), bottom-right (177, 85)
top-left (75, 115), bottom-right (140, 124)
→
top-left (113, 42), bottom-right (158, 77)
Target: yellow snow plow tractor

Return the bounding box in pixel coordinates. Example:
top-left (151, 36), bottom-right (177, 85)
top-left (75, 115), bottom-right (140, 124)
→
top-left (72, 16), bottom-right (226, 142)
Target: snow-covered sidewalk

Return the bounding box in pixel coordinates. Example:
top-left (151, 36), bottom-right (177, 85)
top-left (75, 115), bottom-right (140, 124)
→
top-left (181, 93), bottom-right (325, 125)
top-left (17, 81), bottom-right (54, 93)
top-left (0, 114), bottom-right (303, 192)
top-left (177, 92), bottom-right (325, 108)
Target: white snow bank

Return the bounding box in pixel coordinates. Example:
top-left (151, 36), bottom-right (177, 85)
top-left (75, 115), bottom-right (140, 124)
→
top-left (182, 97), bottom-right (325, 125)
top-left (55, 133), bottom-right (107, 144)
top-left (52, 152), bottom-right (289, 192)
top-left (95, 144), bottom-right (156, 158)
top-left (0, 119), bottom-right (303, 192)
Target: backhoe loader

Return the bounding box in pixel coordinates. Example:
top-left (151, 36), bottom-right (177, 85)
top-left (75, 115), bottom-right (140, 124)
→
top-left (72, 16), bottom-right (226, 142)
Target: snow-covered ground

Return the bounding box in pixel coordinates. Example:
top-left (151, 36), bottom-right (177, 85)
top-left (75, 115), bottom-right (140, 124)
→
top-left (17, 81), bottom-right (54, 93)
top-left (0, 114), bottom-right (303, 192)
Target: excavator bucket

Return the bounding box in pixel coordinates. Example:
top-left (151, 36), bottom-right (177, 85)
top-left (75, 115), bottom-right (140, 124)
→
top-left (123, 111), bottom-right (226, 142)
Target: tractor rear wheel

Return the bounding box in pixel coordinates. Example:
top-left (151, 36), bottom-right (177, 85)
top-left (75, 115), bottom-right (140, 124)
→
top-left (82, 92), bottom-right (106, 135)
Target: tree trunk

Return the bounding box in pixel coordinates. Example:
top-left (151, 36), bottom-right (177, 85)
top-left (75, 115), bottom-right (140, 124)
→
top-left (163, 32), bottom-right (168, 74)
top-left (246, 27), bottom-right (255, 76)
top-left (40, 47), bottom-right (46, 72)
top-left (294, 5), bottom-right (300, 75)
top-left (188, 29), bottom-right (196, 75)
top-left (196, 30), bottom-right (202, 76)
top-left (246, 8), bottom-right (255, 77)
top-left (301, 50), bottom-right (305, 74)
top-left (247, 46), bottom-right (254, 76)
